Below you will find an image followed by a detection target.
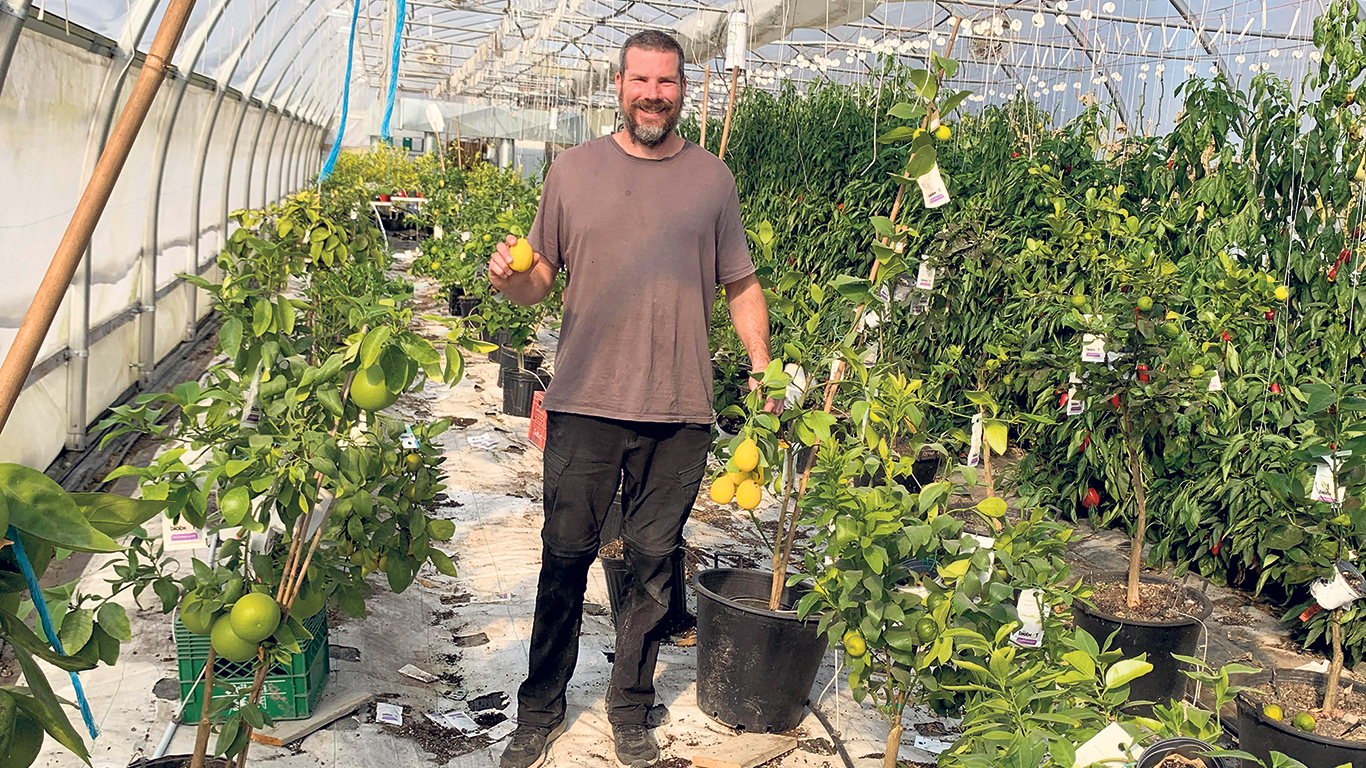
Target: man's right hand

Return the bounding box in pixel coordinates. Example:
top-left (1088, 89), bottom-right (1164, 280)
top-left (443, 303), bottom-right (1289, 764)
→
top-left (488, 234), bottom-right (542, 291)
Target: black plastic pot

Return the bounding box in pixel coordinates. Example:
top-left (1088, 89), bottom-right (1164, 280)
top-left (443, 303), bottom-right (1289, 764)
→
top-left (450, 292), bottom-right (480, 317)
top-left (1236, 670), bottom-right (1366, 768)
top-left (694, 568), bottom-right (826, 733)
top-left (600, 543), bottom-right (689, 631)
top-left (447, 286), bottom-right (464, 315)
top-left (1071, 573), bottom-right (1212, 713)
top-left (503, 369), bottom-right (547, 417)
top-left (1136, 737), bottom-right (1232, 768)
top-left (497, 350), bottom-right (543, 387)
top-left (127, 758), bottom-right (231, 768)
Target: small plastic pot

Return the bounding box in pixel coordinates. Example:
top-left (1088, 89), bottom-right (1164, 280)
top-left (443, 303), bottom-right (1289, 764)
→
top-left (456, 296), bottom-right (481, 317)
top-left (447, 286), bottom-right (464, 315)
top-left (1071, 573), bottom-right (1211, 713)
top-left (1236, 670), bottom-right (1366, 768)
top-left (1136, 737), bottom-right (1232, 768)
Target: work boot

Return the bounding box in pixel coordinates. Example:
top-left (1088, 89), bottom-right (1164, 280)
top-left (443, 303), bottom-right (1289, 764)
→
top-left (499, 722), bottom-right (565, 768)
top-left (613, 723), bottom-right (659, 768)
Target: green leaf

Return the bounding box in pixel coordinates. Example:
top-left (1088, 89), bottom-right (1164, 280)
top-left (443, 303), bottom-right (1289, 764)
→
top-left (0, 465), bottom-right (121, 553)
top-left (70, 494), bottom-right (166, 539)
top-left (428, 549), bottom-right (458, 577)
top-left (359, 326), bottom-right (393, 369)
top-left (96, 603), bottom-right (131, 643)
top-left (1104, 658), bottom-right (1154, 690)
top-left (909, 68), bottom-right (938, 101)
top-left (219, 318), bottom-right (243, 359)
top-left (10, 647), bottom-right (89, 762)
top-left (252, 299), bottom-right (272, 337)
top-left (870, 216), bottom-right (895, 237)
top-left (939, 90), bottom-right (970, 115)
top-left (938, 558), bottom-right (972, 580)
top-left (877, 126), bottom-right (918, 144)
top-left (906, 145), bottom-right (938, 178)
top-left (888, 102), bottom-right (923, 120)
top-left (385, 555), bottom-right (414, 593)
top-left (984, 420), bottom-right (1008, 455)
top-left (57, 609), bottom-right (94, 654)
top-left (0, 608), bottom-right (96, 671)
top-left (1063, 650), bottom-right (1096, 678)
top-left (977, 497), bottom-right (1007, 517)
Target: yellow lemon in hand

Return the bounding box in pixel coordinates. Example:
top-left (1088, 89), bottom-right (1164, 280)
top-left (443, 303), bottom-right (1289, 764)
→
top-left (509, 237), bottom-right (534, 272)
top-left (735, 480), bottom-right (762, 510)
top-left (733, 439), bottom-right (760, 472)
top-left (709, 476), bottom-right (736, 505)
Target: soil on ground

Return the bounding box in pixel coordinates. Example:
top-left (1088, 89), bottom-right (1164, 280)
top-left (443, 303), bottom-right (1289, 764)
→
top-left (1245, 677), bottom-right (1366, 741)
top-left (600, 539), bottom-right (625, 559)
top-left (372, 702), bottom-right (497, 762)
top-left (1087, 580), bottom-right (1203, 622)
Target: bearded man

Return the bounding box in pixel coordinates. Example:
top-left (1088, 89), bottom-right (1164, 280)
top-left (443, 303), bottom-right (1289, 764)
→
top-left (487, 28), bottom-right (779, 768)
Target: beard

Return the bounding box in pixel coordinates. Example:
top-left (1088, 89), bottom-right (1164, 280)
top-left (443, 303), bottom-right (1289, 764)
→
top-left (619, 93), bottom-right (681, 147)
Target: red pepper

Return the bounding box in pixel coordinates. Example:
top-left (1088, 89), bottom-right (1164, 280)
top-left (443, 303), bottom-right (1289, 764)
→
top-left (1110, 395), bottom-right (1121, 408)
top-left (1222, 330), bottom-right (1232, 342)
top-left (1270, 382), bottom-right (1282, 394)
top-left (1329, 265), bottom-right (1339, 282)
top-left (1212, 539), bottom-right (1222, 556)
top-left (1059, 391), bottom-right (1070, 409)
top-left (837, 203), bottom-right (844, 210)
top-left (1137, 364), bottom-right (1150, 384)
top-left (1083, 488), bottom-right (1100, 508)
top-left (1265, 310), bottom-right (1276, 321)
top-left (1080, 433), bottom-right (1091, 452)
top-left (1011, 152), bottom-right (1021, 158)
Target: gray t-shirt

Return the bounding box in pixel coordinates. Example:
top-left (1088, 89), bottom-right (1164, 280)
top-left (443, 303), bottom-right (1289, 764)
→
top-left (529, 136), bottom-right (754, 424)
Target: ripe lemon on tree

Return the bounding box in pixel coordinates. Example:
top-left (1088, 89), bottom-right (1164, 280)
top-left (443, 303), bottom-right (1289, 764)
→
top-left (842, 630), bottom-right (866, 657)
top-left (735, 479), bottom-right (762, 510)
top-left (509, 237), bottom-right (535, 272)
top-left (709, 476), bottom-right (736, 505)
top-left (725, 470), bottom-right (750, 485)
top-left (350, 364), bottom-right (399, 411)
top-left (1274, 285), bottom-right (1289, 301)
top-left (210, 615), bottom-right (260, 663)
top-left (0, 708), bottom-right (44, 768)
top-left (733, 439), bottom-right (760, 472)
top-left (230, 592), bottom-right (282, 644)
top-left (934, 125), bottom-right (951, 141)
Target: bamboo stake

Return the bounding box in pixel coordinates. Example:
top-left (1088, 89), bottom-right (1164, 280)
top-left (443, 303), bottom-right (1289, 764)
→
top-left (717, 66), bottom-right (740, 161)
top-left (699, 64), bottom-right (711, 152)
top-left (0, 0), bottom-right (198, 434)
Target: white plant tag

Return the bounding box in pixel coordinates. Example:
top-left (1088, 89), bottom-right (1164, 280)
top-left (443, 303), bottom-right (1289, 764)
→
top-left (1208, 370), bottom-right (1223, 392)
top-left (783, 364), bottom-right (808, 404)
top-left (1313, 461), bottom-right (1346, 504)
top-left (876, 283), bottom-right (891, 304)
top-left (864, 310), bottom-right (881, 329)
top-left (375, 702), bottom-right (404, 726)
top-left (1066, 386), bottom-right (1085, 416)
top-left (912, 734), bottom-right (955, 755)
top-left (1073, 723), bottom-right (1144, 768)
top-left (1011, 588), bottom-right (1048, 648)
top-left (434, 225), bottom-right (444, 239)
top-left (894, 239), bottom-right (907, 254)
top-left (1081, 333), bottom-right (1107, 363)
top-left (401, 432), bottom-right (420, 450)
top-left (862, 342), bottom-right (880, 365)
top-left (162, 516), bottom-right (206, 552)
top-left (967, 412), bottom-right (984, 468)
top-left (909, 291), bottom-right (931, 315)
top-left (917, 263), bottom-right (937, 291)
top-left (893, 276), bottom-right (914, 305)
top-left (918, 164), bottom-right (951, 208)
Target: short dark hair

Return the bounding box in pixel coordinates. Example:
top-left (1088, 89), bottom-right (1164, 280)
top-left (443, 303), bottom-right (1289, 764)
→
top-left (619, 30), bottom-right (685, 81)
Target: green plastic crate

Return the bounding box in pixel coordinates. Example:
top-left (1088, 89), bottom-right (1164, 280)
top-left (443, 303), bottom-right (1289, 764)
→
top-left (174, 610), bottom-right (330, 723)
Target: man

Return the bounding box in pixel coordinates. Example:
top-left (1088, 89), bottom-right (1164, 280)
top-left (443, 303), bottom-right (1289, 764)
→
top-left (486, 29), bottom-right (779, 768)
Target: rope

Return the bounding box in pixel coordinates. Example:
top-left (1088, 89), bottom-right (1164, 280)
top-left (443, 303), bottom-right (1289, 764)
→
top-left (317, 0), bottom-right (360, 184)
top-left (8, 527), bottom-right (99, 739)
top-left (380, 0), bottom-right (407, 142)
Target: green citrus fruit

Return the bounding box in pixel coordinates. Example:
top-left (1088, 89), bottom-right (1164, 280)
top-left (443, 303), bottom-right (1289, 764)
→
top-left (0, 710), bottom-right (44, 768)
top-left (291, 581), bottom-right (326, 619)
top-left (842, 630), bottom-right (867, 658)
top-left (1262, 704), bottom-right (1284, 721)
top-left (350, 364), bottom-right (399, 411)
top-left (1137, 296), bottom-right (1154, 311)
top-left (1292, 712), bottom-right (1317, 732)
top-left (229, 593), bottom-right (282, 644)
top-left (405, 453), bottom-right (423, 472)
top-left (1188, 365), bottom-right (1206, 377)
top-left (210, 615), bottom-right (260, 663)
top-left (1069, 294), bottom-right (1088, 308)
top-left (180, 595), bottom-right (216, 636)
top-left (1160, 323), bottom-right (1181, 339)
top-left (915, 618), bottom-right (937, 643)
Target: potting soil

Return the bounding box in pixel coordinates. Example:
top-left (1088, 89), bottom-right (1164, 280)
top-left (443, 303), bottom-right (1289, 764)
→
top-left (1247, 679), bottom-right (1366, 741)
top-left (1087, 580), bottom-right (1204, 622)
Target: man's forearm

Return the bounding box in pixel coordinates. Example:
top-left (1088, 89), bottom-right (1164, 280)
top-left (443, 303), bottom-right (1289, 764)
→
top-left (724, 274), bottom-right (772, 372)
top-left (494, 261), bottom-right (557, 306)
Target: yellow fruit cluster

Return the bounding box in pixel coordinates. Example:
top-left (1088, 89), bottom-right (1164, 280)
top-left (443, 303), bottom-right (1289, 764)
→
top-left (708, 438), bottom-right (765, 510)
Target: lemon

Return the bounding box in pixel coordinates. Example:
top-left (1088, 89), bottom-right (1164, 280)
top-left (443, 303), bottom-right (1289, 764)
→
top-left (179, 595), bottom-right (216, 636)
top-left (405, 453), bottom-right (423, 472)
top-left (509, 237), bottom-right (534, 272)
top-left (1262, 704), bottom-right (1283, 721)
top-left (230, 592), bottom-right (282, 644)
top-left (1292, 712), bottom-right (1317, 732)
top-left (350, 364), bottom-right (399, 411)
top-left (1188, 365), bottom-right (1205, 377)
top-left (735, 480), bottom-right (762, 510)
top-left (291, 580), bottom-right (326, 619)
top-left (725, 470), bottom-right (750, 485)
top-left (842, 630), bottom-right (867, 657)
top-left (733, 439), bottom-right (760, 472)
top-left (1069, 294), bottom-right (1087, 308)
top-left (934, 125), bottom-right (951, 141)
top-left (1274, 285), bottom-right (1289, 301)
top-left (482, 234), bottom-right (492, 242)
top-left (709, 476), bottom-right (736, 505)
top-left (1137, 296), bottom-right (1154, 311)
top-left (210, 615), bottom-right (260, 663)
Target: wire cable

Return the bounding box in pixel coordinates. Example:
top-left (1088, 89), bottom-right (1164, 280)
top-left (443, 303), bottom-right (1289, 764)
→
top-left (318, 0), bottom-right (361, 184)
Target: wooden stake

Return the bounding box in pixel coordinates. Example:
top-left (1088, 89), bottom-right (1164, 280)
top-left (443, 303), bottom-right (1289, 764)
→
top-left (717, 66), bottom-right (740, 160)
top-left (189, 646), bottom-right (216, 768)
top-left (0, 0), bottom-right (197, 434)
top-left (699, 64), bottom-right (711, 152)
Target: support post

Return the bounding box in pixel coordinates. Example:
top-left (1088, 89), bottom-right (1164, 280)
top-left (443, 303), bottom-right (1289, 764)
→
top-left (0, 0), bottom-right (32, 102)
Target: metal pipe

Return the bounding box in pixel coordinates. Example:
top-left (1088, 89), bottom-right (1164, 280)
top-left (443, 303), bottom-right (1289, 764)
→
top-left (0, 0), bottom-right (199, 436)
top-left (66, 0), bottom-right (162, 449)
top-left (0, 0), bottom-right (32, 101)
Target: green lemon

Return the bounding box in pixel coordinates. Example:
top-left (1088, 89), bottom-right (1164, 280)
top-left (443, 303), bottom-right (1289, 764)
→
top-left (1137, 296), bottom-right (1154, 311)
top-left (1292, 712), bottom-right (1317, 732)
top-left (180, 595), bottom-right (216, 636)
top-left (1159, 323), bottom-right (1182, 339)
top-left (291, 581), bottom-right (326, 620)
top-left (915, 618), bottom-right (937, 644)
top-left (210, 615), bottom-right (260, 663)
top-left (350, 364), bottom-right (399, 412)
top-left (1188, 365), bottom-right (1205, 377)
top-left (1069, 294), bottom-right (1088, 308)
top-left (229, 592), bottom-right (282, 644)
top-left (842, 630), bottom-right (867, 658)
top-left (1262, 704), bottom-right (1283, 721)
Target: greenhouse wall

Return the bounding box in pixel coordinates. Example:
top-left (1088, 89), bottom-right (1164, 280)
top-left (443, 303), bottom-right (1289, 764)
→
top-left (0, 16), bottom-right (327, 471)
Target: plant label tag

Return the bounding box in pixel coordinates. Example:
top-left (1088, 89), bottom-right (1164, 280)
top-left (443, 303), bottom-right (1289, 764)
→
top-left (876, 283), bottom-right (891, 304)
top-left (1313, 460), bottom-right (1346, 504)
top-left (783, 364), bottom-right (808, 405)
top-left (351, 210), bottom-right (359, 220)
top-left (162, 516), bottom-right (205, 552)
top-left (864, 309), bottom-right (882, 329)
top-left (918, 164), bottom-right (951, 209)
top-left (911, 734), bottom-right (955, 755)
top-left (375, 702), bottom-right (404, 726)
top-left (862, 342), bottom-right (879, 365)
top-left (1081, 333), bottom-right (1107, 363)
top-left (1073, 723), bottom-right (1144, 768)
top-left (434, 225), bottom-right (444, 239)
top-left (909, 291), bottom-right (931, 315)
top-left (1208, 370), bottom-right (1223, 392)
top-left (401, 431), bottom-right (420, 451)
top-left (1011, 588), bottom-right (1048, 648)
top-left (917, 263), bottom-right (937, 291)
top-left (1310, 560), bottom-right (1366, 610)
top-left (894, 238), bottom-right (906, 254)
top-left (893, 276), bottom-right (914, 305)
top-left (1066, 386), bottom-right (1086, 416)
top-left (967, 412), bottom-right (984, 468)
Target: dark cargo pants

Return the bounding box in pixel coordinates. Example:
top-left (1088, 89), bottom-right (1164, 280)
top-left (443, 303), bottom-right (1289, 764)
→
top-left (515, 411), bottom-right (710, 728)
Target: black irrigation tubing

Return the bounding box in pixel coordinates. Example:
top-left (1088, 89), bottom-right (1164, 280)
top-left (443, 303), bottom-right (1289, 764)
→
top-left (806, 698), bottom-right (857, 768)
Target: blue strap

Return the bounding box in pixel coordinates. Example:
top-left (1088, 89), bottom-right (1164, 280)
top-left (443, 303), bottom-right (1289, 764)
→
top-left (9, 527), bottom-right (99, 739)
top-left (379, 0), bottom-right (406, 141)
top-left (317, 0), bottom-right (361, 184)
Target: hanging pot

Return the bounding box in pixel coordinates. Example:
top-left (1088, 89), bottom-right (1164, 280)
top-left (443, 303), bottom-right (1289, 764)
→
top-left (1071, 573), bottom-right (1212, 714)
top-left (693, 568), bottom-right (826, 733)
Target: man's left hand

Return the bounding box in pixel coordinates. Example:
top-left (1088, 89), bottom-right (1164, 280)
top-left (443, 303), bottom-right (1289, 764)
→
top-left (748, 376), bottom-right (785, 414)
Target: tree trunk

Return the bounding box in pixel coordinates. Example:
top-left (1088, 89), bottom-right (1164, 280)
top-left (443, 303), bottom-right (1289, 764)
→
top-left (189, 647), bottom-right (217, 768)
top-left (1326, 609), bottom-right (1345, 714)
top-left (882, 722), bottom-right (902, 768)
top-left (1122, 406), bottom-right (1147, 609)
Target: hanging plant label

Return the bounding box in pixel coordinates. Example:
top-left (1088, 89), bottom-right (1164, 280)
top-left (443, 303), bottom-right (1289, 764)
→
top-left (909, 291), bottom-right (932, 315)
top-left (917, 263), bottom-right (937, 291)
top-left (967, 412), bottom-right (984, 467)
top-left (1311, 560), bottom-right (1366, 610)
top-left (1312, 453), bottom-right (1350, 503)
top-left (1011, 588), bottom-right (1049, 648)
top-left (1066, 386), bottom-right (1086, 416)
top-left (918, 164), bottom-right (951, 208)
top-left (162, 515), bottom-right (205, 552)
top-left (864, 309), bottom-right (882, 329)
top-left (1208, 369), bottom-right (1223, 391)
top-left (434, 225), bottom-right (444, 239)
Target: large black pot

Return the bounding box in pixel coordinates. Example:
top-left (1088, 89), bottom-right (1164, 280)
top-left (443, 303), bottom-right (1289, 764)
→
top-left (1236, 670), bottom-right (1366, 768)
top-left (503, 370), bottom-right (548, 417)
top-left (694, 568), bottom-right (826, 733)
top-left (497, 350), bottom-right (543, 387)
top-left (128, 758), bottom-right (231, 768)
top-left (451, 294), bottom-right (480, 317)
top-left (447, 286), bottom-right (464, 315)
top-left (1072, 573), bottom-right (1212, 713)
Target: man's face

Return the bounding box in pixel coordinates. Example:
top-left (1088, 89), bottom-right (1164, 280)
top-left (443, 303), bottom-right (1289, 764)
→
top-left (616, 47), bottom-right (684, 147)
